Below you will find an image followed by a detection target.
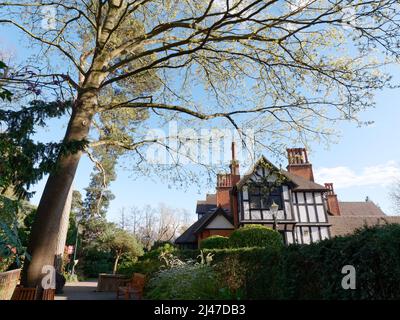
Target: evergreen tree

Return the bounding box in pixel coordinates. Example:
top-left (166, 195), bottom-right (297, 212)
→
top-left (0, 100), bottom-right (75, 199)
top-left (0, 61), bottom-right (12, 101)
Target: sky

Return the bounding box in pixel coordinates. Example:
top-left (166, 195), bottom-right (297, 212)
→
top-left (1, 15), bottom-right (400, 224)
top-left (24, 78), bottom-right (400, 222)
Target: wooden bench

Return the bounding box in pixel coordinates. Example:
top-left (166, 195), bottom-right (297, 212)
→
top-left (116, 273), bottom-right (146, 300)
top-left (97, 273), bottom-right (128, 292)
top-left (42, 288), bottom-right (55, 300)
top-left (11, 286), bottom-right (38, 300)
top-left (11, 286), bottom-right (55, 300)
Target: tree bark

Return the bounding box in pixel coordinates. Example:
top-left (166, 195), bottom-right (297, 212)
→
top-left (22, 90), bottom-right (98, 287)
top-left (54, 185), bottom-right (73, 273)
top-left (113, 254), bottom-right (120, 275)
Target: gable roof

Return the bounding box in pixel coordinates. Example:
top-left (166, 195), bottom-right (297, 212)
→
top-left (338, 201), bottom-right (386, 216)
top-left (193, 206), bottom-right (234, 233)
top-left (329, 215), bottom-right (400, 237)
top-left (236, 155), bottom-right (326, 191)
top-left (196, 203), bottom-right (217, 215)
top-left (175, 207), bottom-right (233, 245)
top-left (175, 213), bottom-right (211, 244)
top-left (281, 170), bottom-right (327, 191)
top-left (328, 201), bottom-right (396, 237)
top-left (196, 193), bottom-right (217, 215)
top-left (236, 156), bottom-right (278, 188)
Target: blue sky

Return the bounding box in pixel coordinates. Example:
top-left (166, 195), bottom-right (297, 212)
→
top-left (2, 23), bottom-right (400, 224)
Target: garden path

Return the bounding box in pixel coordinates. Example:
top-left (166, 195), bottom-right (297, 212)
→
top-left (55, 280), bottom-right (117, 300)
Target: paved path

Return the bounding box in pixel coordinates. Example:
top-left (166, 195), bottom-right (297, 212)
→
top-left (55, 280), bottom-right (117, 300)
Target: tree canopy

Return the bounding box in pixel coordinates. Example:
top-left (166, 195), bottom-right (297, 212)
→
top-left (98, 223), bottom-right (143, 274)
top-left (2, 0), bottom-right (400, 286)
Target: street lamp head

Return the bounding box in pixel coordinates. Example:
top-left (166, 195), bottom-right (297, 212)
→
top-left (270, 200), bottom-right (279, 231)
top-left (270, 201), bottom-right (279, 215)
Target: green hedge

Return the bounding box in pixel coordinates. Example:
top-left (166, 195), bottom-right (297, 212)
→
top-left (79, 249), bottom-right (113, 277)
top-left (209, 224), bottom-right (400, 299)
top-left (200, 235), bottom-right (230, 249)
top-left (145, 224), bottom-right (400, 300)
top-left (282, 223), bottom-right (400, 299)
top-left (229, 224), bottom-right (284, 250)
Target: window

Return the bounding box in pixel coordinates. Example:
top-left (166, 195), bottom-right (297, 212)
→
top-left (248, 185), bottom-right (283, 210)
top-left (249, 195), bottom-right (261, 209)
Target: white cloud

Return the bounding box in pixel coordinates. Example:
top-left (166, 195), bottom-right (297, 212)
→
top-left (315, 161), bottom-right (400, 189)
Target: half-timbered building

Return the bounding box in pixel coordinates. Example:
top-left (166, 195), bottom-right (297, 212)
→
top-left (175, 145), bottom-right (393, 248)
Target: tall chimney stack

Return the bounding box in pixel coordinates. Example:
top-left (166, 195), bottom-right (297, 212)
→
top-left (216, 142), bottom-right (240, 226)
top-left (286, 148), bottom-right (315, 181)
top-left (325, 183), bottom-right (341, 216)
top-left (229, 142), bottom-right (240, 176)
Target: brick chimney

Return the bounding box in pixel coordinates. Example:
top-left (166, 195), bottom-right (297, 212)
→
top-left (287, 148), bottom-right (314, 181)
top-left (325, 183), bottom-right (341, 216)
top-left (216, 142), bottom-right (240, 226)
top-left (216, 173), bottom-right (233, 211)
top-left (229, 141), bottom-right (240, 176)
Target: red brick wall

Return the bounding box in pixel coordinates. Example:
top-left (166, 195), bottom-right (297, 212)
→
top-left (287, 164), bottom-right (315, 181)
top-left (216, 187), bottom-right (231, 210)
top-left (231, 191), bottom-right (239, 228)
top-left (197, 229), bottom-right (234, 247)
top-left (327, 194), bottom-right (341, 216)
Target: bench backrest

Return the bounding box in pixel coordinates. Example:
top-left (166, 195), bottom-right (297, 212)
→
top-left (12, 287), bottom-right (38, 300)
top-left (42, 288), bottom-right (55, 300)
top-left (130, 273), bottom-right (146, 291)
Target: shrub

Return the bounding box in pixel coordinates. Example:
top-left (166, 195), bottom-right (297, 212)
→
top-left (200, 235), bottom-right (230, 249)
top-left (118, 243), bottom-right (177, 277)
top-left (145, 262), bottom-right (222, 299)
top-left (79, 249), bottom-right (113, 277)
top-left (142, 224), bottom-right (400, 300)
top-left (144, 251), bottom-right (235, 300)
top-left (281, 223), bottom-right (400, 300)
top-left (150, 241), bottom-right (174, 251)
top-left (175, 249), bottom-right (200, 261)
top-left (63, 273), bottom-right (79, 283)
top-left (202, 247), bottom-right (283, 299)
top-left (211, 224), bottom-right (400, 300)
top-left (229, 224), bottom-right (284, 249)
top-left (0, 218), bottom-right (30, 272)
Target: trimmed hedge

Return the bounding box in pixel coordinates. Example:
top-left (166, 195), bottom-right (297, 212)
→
top-left (200, 236), bottom-right (230, 249)
top-left (281, 223), bottom-right (400, 299)
top-left (150, 224), bottom-right (400, 300)
top-left (229, 224), bottom-right (284, 250)
top-left (207, 224), bottom-right (400, 299)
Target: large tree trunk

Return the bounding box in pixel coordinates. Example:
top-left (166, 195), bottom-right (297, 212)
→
top-left (22, 90), bottom-right (98, 288)
top-left (19, 1), bottom-right (126, 289)
top-left (54, 185), bottom-right (73, 273)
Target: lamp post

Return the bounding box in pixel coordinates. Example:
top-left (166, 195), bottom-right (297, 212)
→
top-left (270, 201), bottom-right (279, 231)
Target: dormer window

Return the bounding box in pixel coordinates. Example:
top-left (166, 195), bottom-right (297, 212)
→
top-left (248, 185), bottom-right (283, 210)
